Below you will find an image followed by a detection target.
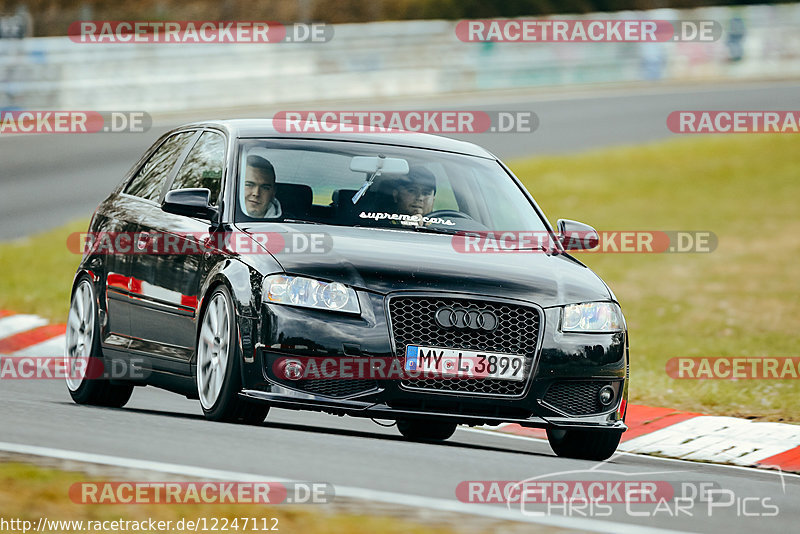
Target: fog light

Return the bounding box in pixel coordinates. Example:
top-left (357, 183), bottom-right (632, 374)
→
top-left (598, 385), bottom-right (615, 406)
top-left (280, 359), bottom-right (304, 381)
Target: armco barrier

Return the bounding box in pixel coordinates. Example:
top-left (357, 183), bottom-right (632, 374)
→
top-left (1, 4), bottom-right (799, 113)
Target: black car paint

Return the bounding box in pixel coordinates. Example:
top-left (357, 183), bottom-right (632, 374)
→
top-left (73, 120), bottom-right (628, 432)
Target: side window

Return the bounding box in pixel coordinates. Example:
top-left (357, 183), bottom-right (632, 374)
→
top-left (125, 131), bottom-right (195, 201)
top-left (170, 131), bottom-right (226, 206)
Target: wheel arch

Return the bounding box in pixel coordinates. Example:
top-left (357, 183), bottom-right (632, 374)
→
top-left (70, 269), bottom-right (104, 325)
top-left (193, 259), bottom-right (278, 382)
top-left (71, 268), bottom-right (99, 296)
top-left (197, 259), bottom-right (263, 320)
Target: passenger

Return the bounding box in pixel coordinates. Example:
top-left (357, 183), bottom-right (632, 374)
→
top-left (243, 155), bottom-right (282, 218)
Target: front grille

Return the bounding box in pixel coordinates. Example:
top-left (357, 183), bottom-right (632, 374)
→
top-left (295, 379), bottom-right (377, 398)
top-left (388, 296), bottom-right (540, 397)
top-left (543, 381), bottom-right (614, 415)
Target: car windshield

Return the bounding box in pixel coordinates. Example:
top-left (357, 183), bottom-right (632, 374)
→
top-left (235, 138), bottom-right (548, 234)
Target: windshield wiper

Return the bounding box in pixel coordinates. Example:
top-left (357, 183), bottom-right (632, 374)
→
top-left (410, 225), bottom-right (462, 236)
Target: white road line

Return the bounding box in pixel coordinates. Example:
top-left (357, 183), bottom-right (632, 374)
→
top-left (0, 441), bottom-right (690, 534)
top-left (0, 315), bottom-right (48, 341)
top-left (388, 79), bottom-right (800, 108)
top-left (459, 427), bottom-right (800, 479)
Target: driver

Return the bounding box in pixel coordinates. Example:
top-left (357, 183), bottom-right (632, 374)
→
top-left (243, 154), bottom-right (282, 218)
top-left (392, 165), bottom-right (436, 217)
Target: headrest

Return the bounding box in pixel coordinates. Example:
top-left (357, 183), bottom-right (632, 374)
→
top-left (276, 183), bottom-right (312, 216)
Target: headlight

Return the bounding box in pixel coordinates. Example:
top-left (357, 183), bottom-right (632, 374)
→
top-left (262, 274), bottom-right (360, 314)
top-left (561, 302), bottom-right (625, 332)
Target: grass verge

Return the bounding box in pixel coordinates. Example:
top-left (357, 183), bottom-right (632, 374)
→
top-left (0, 219), bottom-right (87, 322)
top-left (1, 134), bottom-right (797, 421)
top-left (511, 134), bottom-right (799, 421)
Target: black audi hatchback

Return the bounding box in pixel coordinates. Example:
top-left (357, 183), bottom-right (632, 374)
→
top-left (66, 119), bottom-right (629, 460)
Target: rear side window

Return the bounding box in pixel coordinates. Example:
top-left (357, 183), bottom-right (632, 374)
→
top-left (125, 131), bottom-right (195, 201)
top-left (169, 131), bottom-right (226, 207)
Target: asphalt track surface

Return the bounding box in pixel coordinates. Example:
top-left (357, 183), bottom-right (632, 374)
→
top-left (2, 80), bottom-right (800, 532)
top-left (1, 380), bottom-right (799, 533)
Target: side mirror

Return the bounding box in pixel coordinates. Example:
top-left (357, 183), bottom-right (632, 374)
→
top-left (162, 188), bottom-right (217, 220)
top-left (557, 219), bottom-right (599, 251)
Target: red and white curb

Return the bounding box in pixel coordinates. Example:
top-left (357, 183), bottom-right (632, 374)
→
top-left (495, 404), bottom-right (800, 473)
top-left (3, 309), bottom-right (799, 473)
top-left (0, 310), bottom-right (66, 358)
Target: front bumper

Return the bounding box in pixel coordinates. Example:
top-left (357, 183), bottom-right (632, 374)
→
top-left (238, 291), bottom-right (629, 431)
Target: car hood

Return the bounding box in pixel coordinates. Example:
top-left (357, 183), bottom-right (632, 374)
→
top-left (238, 223), bottom-right (612, 308)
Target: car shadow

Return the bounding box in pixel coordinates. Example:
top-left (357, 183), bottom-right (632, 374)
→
top-left (54, 401), bottom-right (206, 421)
top-left (57, 401), bottom-right (555, 459)
top-left (258, 420), bottom-right (555, 458)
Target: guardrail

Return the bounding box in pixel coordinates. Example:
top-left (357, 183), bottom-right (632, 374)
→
top-left (1, 3), bottom-right (799, 112)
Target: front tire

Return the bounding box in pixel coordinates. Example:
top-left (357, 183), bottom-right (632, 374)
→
top-left (196, 286), bottom-right (269, 425)
top-left (546, 428), bottom-right (622, 461)
top-left (65, 277), bottom-right (133, 407)
top-left (397, 419), bottom-right (457, 441)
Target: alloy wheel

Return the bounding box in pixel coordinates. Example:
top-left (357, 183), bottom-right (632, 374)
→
top-left (197, 292), bottom-right (231, 409)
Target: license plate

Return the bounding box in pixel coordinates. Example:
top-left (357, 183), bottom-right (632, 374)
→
top-left (404, 345), bottom-right (525, 381)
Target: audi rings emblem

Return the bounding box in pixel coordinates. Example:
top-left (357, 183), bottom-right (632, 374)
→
top-left (435, 306), bottom-right (498, 331)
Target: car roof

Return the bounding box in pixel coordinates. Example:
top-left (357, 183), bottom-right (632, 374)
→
top-left (183, 119), bottom-right (497, 159)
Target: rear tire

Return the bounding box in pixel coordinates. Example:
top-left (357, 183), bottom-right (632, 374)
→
top-left (397, 419), bottom-right (457, 441)
top-left (196, 286), bottom-right (270, 425)
top-left (65, 277), bottom-right (134, 408)
top-left (546, 428), bottom-right (622, 461)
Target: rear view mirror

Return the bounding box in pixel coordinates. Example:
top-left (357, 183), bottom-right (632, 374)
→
top-left (350, 156), bottom-right (409, 175)
top-left (162, 188), bottom-right (217, 220)
top-left (557, 219), bottom-right (599, 251)
top-left (349, 156), bottom-right (410, 204)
